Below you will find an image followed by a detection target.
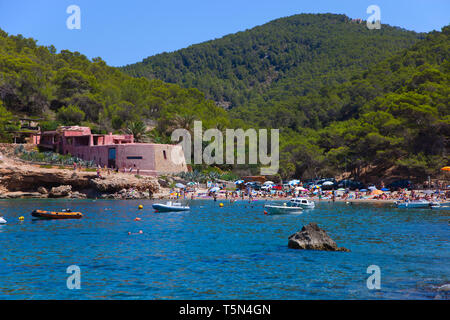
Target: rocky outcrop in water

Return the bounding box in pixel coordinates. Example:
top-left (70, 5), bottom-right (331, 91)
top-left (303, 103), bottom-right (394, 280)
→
top-left (90, 176), bottom-right (158, 194)
top-left (288, 223), bottom-right (350, 252)
top-left (37, 186), bottom-right (48, 194)
top-left (0, 191), bottom-right (44, 199)
top-left (48, 185), bottom-right (72, 198)
top-left (100, 188), bottom-right (152, 199)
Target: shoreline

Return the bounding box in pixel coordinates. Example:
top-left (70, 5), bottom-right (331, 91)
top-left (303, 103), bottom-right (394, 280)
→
top-left (0, 150), bottom-right (440, 205)
top-left (0, 194), bottom-right (397, 204)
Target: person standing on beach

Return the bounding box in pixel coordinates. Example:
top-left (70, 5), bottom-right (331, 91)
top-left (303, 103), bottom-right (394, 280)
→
top-left (73, 162), bottom-right (77, 171)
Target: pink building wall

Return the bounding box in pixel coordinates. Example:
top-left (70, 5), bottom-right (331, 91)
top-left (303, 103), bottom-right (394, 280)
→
top-left (38, 126), bottom-right (187, 176)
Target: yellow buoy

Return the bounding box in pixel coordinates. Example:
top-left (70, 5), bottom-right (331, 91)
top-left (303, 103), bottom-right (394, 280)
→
top-left (219, 203), bottom-right (224, 207)
top-left (138, 205), bottom-right (143, 210)
top-left (19, 216), bottom-right (24, 221)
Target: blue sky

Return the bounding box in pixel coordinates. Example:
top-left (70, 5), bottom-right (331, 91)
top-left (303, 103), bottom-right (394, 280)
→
top-left (0, 0), bottom-right (448, 66)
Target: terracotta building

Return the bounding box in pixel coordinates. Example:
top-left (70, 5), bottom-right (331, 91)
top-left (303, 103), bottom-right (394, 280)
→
top-left (37, 126), bottom-right (187, 176)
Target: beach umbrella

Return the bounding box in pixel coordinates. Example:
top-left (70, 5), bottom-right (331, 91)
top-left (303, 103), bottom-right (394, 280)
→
top-left (422, 190), bottom-right (433, 194)
top-left (360, 189), bottom-right (368, 192)
top-left (337, 188), bottom-right (346, 191)
top-left (322, 181), bottom-right (334, 186)
top-left (295, 186), bottom-right (306, 191)
top-left (263, 181), bottom-right (274, 185)
top-left (372, 189), bottom-right (383, 195)
top-left (209, 187), bottom-right (220, 193)
top-left (234, 180), bottom-right (244, 185)
top-left (441, 166), bottom-right (450, 171)
top-left (381, 188), bottom-right (390, 191)
top-left (368, 186), bottom-right (377, 191)
top-left (187, 182), bottom-right (196, 186)
top-left (175, 183), bottom-right (185, 188)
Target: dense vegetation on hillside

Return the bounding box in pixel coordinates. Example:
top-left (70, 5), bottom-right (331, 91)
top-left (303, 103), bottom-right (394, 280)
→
top-left (123, 14), bottom-right (448, 181)
top-left (0, 28), bottom-right (231, 141)
top-left (0, 14), bottom-right (448, 182)
top-left (122, 14), bottom-right (421, 110)
top-left (278, 26), bottom-right (449, 180)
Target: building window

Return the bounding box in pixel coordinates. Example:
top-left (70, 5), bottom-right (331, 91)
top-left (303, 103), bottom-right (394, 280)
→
top-left (163, 150), bottom-right (167, 160)
top-left (127, 156), bottom-right (143, 160)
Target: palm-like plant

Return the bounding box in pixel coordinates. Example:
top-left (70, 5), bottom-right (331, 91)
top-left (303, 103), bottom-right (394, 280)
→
top-left (124, 120), bottom-right (148, 142)
top-left (168, 114), bottom-right (196, 133)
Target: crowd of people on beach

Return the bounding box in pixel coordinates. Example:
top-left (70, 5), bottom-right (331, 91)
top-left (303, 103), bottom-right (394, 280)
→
top-left (67, 162), bottom-right (450, 203)
top-left (166, 182), bottom-right (449, 203)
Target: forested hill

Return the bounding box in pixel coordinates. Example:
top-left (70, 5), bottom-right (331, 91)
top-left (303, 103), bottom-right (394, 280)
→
top-left (277, 26), bottom-right (449, 180)
top-left (0, 18), bottom-right (447, 182)
top-left (121, 13), bottom-right (422, 109)
top-left (0, 28), bottom-right (231, 141)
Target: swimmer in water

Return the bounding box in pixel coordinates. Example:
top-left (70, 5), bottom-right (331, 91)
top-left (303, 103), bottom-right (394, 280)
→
top-left (128, 230), bottom-right (143, 235)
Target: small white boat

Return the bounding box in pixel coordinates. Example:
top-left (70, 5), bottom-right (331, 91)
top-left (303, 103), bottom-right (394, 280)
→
top-left (264, 203), bottom-right (303, 215)
top-left (264, 197), bottom-right (315, 215)
top-left (0, 217), bottom-right (6, 224)
top-left (431, 202), bottom-right (449, 209)
top-left (152, 201), bottom-right (190, 212)
top-left (289, 197), bottom-right (315, 209)
top-left (396, 200), bottom-right (434, 208)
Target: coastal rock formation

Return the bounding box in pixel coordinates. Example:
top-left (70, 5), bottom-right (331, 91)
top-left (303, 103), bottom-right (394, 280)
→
top-left (49, 185), bottom-right (72, 198)
top-left (0, 166), bottom-right (93, 191)
top-left (69, 191), bottom-right (87, 199)
top-left (158, 178), bottom-right (170, 188)
top-left (288, 223), bottom-right (350, 252)
top-left (0, 156), bottom-right (160, 199)
top-left (100, 188), bottom-right (151, 200)
top-left (0, 191), bottom-right (45, 199)
top-left (37, 186), bottom-right (48, 194)
top-left (90, 175), bottom-right (159, 194)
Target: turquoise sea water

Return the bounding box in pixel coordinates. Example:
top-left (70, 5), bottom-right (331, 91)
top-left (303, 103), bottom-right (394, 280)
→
top-left (0, 199), bottom-right (448, 299)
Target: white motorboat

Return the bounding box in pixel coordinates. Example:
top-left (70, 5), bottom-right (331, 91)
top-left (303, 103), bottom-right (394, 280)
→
top-left (264, 202), bottom-right (303, 215)
top-left (289, 197), bottom-right (315, 209)
top-left (0, 217), bottom-right (6, 224)
top-left (396, 200), bottom-right (435, 208)
top-left (264, 197), bottom-right (315, 215)
top-left (431, 202), bottom-right (449, 209)
top-left (152, 201), bottom-right (190, 212)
